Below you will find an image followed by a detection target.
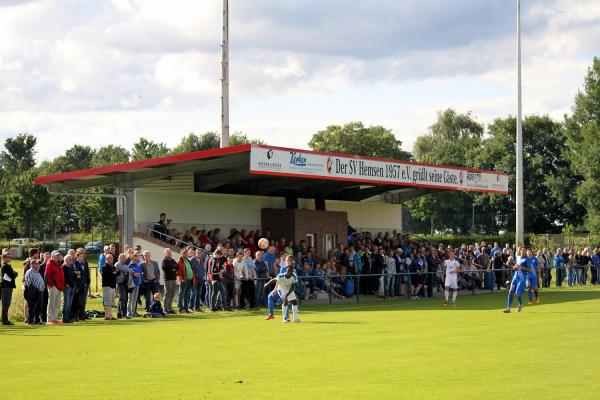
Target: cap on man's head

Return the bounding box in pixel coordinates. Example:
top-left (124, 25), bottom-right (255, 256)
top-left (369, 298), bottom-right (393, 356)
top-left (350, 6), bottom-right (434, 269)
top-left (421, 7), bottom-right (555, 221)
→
top-left (51, 250), bottom-right (62, 257)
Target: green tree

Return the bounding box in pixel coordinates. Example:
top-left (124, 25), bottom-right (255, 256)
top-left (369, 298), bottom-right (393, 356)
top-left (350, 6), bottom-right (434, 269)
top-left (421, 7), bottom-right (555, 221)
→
top-left (171, 132), bottom-right (220, 154)
top-left (50, 145), bottom-right (95, 173)
top-left (132, 138), bottom-right (169, 160)
top-left (308, 121), bottom-right (412, 160)
top-left (0, 133), bottom-right (37, 175)
top-left (564, 57), bottom-right (600, 233)
top-left (230, 132), bottom-right (266, 145)
top-left (472, 115), bottom-right (573, 233)
top-left (406, 109), bottom-right (484, 233)
top-left (92, 145), bottom-right (130, 167)
top-left (413, 109), bottom-right (483, 165)
top-left (3, 170), bottom-right (50, 237)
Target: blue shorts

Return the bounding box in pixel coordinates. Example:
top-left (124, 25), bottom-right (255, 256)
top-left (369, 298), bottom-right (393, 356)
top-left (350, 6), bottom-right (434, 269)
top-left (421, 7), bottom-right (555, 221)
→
top-left (526, 274), bottom-right (538, 289)
top-left (510, 278), bottom-right (525, 294)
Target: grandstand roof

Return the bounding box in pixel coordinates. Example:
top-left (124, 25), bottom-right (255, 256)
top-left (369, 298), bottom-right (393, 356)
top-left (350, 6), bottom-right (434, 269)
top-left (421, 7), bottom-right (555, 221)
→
top-left (34, 144), bottom-right (508, 202)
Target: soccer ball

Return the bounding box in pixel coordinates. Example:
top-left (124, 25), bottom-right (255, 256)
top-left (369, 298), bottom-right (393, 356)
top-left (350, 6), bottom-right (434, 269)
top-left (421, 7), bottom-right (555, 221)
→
top-left (505, 280), bottom-right (511, 287)
top-left (258, 238), bottom-right (270, 250)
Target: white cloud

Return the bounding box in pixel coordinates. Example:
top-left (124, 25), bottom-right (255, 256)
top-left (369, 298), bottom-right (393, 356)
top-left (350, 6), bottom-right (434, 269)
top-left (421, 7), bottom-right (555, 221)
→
top-left (0, 0), bottom-right (598, 162)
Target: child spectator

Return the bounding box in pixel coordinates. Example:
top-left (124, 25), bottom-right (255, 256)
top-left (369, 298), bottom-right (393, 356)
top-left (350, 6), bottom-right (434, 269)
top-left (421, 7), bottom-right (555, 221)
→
top-left (148, 293), bottom-right (167, 318)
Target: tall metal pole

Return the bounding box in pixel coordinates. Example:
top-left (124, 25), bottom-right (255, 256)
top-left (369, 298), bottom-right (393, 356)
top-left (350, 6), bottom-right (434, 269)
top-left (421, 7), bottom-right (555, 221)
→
top-left (515, 0), bottom-right (524, 246)
top-left (220, 0), bottom-right (230, 148)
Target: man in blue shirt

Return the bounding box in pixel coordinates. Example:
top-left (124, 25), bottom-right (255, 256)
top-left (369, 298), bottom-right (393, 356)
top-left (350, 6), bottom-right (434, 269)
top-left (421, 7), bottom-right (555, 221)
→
top-left (526, 249), bottom-right (540, 304)
top-left (263, 246), bottom-right (278, 277)
top-left (490, 242), bottom-right (502, 257)
top-left (504, 248), bottom-right (530, 313)
top-left (554, 248), bottom-right (566, 288)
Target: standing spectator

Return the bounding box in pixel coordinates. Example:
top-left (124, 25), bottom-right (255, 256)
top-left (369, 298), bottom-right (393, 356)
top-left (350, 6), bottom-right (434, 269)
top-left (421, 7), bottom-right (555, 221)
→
top-left (62, 255), bottom-right (76, 323)
top-left (38, 251), bottom-right (50, 323)
top-left (241, 248), bottom-right (256, 309)
top-left (21, 248), bottom-right (40, 322)
top-left (190, 248), bottom-right (205, 312)
top-left (254, 251), bottom-right (269, 307)
top-left (115, 253), bottom-right (131, 319)
top-left (101, 254), bottom-right (118, 320)
top-left (24, 259), bottom-right (45, 325)
top-left (425, 247), bottom-right (441, 297)
top-left (127, 251), bottom-right (143, 318)
top-left (384, 250), bottom-right (396, 297)
top-left (554, 248), bottom-right (565, 288)
top-left (476, 247), bottom-right (491, 289)
top-left (202, 244), bottom-right (213, 309)
top-left (566, 248), bottom-right (577, 286)
top-left (393, 248), bottom-right (405, 296)
top-left (579, 249), bottom-right (591, 285)
top-left (1, 252), bottom-right (18, 325)
top-left (162, 248), bottom-right (178, 314)
top-left (45, 251), bottom-right (64, 324)
top-left (153, 212), bottom-right (169, 240)
top-left (222, 256), bottom-right (235, 310)
top-left (72, 251), bottom-right (87, 321)
top-left (492, 251), bottom-right (505, 290)
top-left (177, 247), bottom-right (194, 313)
top-left (409, 254), bottom-right (423, 299)
top-left (263, 246), bottom-right (278, 278)
top-left (372, 246), bottom-right (386, 296)
top-left (141, 251), bottom-right (160, 312)
top-left (591, 249), bottom-right (600, 285)
top-left (208, 249), bottom-right (226, 311)
top-left (233, 251), bottom-right (245, 309)
top-left (490, 242), bottom-right (502, 256)
top-left (537, 250), bottom-right (548, 288)
top-left (98, 245), bottom-right (109, 276)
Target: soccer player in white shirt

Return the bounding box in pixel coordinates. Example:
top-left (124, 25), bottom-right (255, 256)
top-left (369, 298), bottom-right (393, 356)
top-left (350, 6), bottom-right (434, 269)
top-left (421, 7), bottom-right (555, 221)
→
top-left (275, 265), bottom-right (300, 323)
top-left (443, 250), bottom-right (461, 307)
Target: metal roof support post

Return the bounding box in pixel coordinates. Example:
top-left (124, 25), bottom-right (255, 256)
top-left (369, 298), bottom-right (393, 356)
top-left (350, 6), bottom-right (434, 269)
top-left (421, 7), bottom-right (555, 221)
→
top-left (120, 186), bottom-right (135, 247)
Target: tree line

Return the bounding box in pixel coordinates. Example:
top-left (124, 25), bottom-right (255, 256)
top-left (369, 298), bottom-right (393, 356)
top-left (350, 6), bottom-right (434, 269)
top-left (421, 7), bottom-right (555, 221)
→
top-left (1, 57), bottom-right (599, 238)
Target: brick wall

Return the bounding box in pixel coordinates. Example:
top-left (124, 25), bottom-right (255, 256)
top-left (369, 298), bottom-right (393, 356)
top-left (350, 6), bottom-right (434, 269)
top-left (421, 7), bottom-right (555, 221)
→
top-left (261, 208), bottom-right (348, 259)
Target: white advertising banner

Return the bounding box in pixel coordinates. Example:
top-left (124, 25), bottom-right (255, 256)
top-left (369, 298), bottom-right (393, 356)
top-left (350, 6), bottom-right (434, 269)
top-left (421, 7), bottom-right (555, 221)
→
top-left (249, 145), bottom-right (508, 194)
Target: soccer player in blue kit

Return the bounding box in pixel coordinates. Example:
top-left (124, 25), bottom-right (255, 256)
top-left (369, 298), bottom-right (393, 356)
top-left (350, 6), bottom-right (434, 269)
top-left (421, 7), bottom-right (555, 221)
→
top-left (264, 256), bottom-right (296, 321)
top-left (526, 249), bottom-right (540, 305)
top-left (503, 247), bottom-right (531, 313)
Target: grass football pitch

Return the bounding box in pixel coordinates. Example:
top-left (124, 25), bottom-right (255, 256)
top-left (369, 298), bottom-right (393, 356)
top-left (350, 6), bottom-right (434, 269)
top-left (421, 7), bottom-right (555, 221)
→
top-left (2, 287), bottom-right (599, 399)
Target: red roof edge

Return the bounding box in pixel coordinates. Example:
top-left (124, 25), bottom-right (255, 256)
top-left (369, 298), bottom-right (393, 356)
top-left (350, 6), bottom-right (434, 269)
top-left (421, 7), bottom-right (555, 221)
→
top-left (34, 144), bottom-right (252, 185)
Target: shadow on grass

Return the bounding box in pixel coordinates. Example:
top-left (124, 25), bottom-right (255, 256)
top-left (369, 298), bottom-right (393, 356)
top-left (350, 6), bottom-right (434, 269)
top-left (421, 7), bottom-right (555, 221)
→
top-left (1, 288), bottom-right (598, 332)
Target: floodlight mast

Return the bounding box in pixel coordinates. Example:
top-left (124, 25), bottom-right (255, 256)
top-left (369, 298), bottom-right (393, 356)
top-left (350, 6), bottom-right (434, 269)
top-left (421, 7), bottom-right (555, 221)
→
top-left (221, 0), bottom-right (230, 148)
top-left (515, 0), bottom-right (524, 246)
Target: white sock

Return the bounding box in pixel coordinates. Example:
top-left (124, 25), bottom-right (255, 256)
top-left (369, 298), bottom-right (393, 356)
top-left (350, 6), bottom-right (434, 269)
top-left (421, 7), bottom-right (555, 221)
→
top-left (292, 304), bottom-right (299, 321)
top-left (282, 305), bottom-right (287, 321)
top-left (444, 289), bottom-right (449, 302)
top-left (452, 291), bottom-right (457, 303)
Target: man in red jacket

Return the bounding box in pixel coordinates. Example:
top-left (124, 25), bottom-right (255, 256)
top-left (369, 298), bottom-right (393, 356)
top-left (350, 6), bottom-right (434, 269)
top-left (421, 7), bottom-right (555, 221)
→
top-left (45, 251), bottom-right (65, 324)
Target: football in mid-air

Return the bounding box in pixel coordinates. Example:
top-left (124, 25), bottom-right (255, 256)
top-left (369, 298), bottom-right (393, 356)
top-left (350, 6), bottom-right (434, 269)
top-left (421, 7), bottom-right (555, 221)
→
top-left (258, 238), bottom-right (270, 250)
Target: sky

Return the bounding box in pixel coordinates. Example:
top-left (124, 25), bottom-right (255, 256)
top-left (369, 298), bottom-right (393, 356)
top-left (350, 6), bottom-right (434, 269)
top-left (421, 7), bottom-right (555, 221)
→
top-left (0, 0), bottom-right (599, 163)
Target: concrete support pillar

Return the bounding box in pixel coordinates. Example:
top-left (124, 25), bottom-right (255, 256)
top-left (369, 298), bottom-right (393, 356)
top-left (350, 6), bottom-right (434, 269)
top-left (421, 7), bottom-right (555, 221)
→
top-left (119, 186), bottom-right (135, 247)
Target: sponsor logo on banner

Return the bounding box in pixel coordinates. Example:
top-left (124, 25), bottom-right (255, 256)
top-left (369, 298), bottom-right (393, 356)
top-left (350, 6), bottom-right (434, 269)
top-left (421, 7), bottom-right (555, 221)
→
top-left (257, 148), bottom-right (282, 170)
top-left (289, 152), bottom-right (307, 167)
top-left (326, 157), bottom-right (333, 174)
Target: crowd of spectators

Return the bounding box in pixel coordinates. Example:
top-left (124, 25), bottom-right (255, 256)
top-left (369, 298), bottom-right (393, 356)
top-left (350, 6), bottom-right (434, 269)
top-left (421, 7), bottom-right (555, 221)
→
top-left (1, 212), bottom-right (599, 326)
